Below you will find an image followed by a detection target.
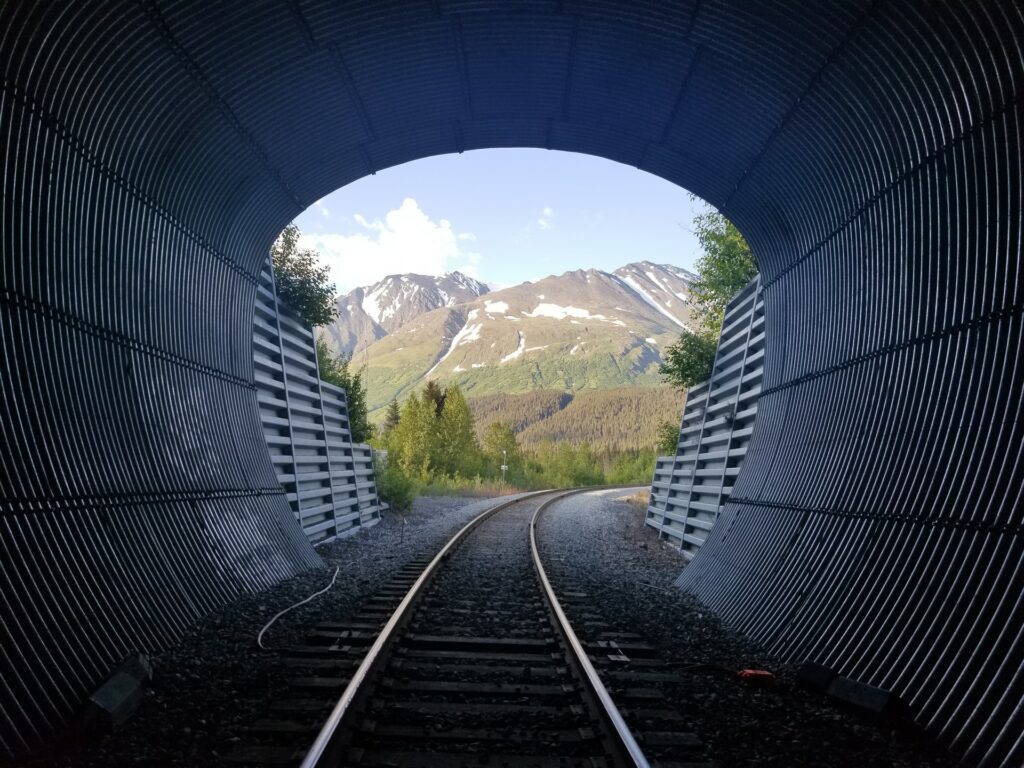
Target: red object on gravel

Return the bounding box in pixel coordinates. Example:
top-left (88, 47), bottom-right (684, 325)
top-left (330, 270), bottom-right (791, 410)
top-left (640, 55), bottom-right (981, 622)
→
top-left (737, 669), bottom-right (776, 686)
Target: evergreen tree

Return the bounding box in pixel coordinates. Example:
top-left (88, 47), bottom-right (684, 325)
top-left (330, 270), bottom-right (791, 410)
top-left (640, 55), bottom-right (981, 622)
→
top-left (382, 398), bottom-right (401, 437)
top-left (422, 380), bottom-right (446, 417)
top-left (388, 392), bottom-right (435, 478)
top-left (474, 387), bottom-right (684, 455)
top-left (482, 421), bottom-right (523, 481)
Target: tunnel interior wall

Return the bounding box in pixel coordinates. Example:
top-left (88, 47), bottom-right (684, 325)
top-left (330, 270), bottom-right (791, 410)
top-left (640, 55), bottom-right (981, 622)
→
top-left (0, 2), bottom-right (323, 755)
top-left (676, 5), bottom-right (1024, 761)
top-left (1, 1), bottom-right (1021, 763)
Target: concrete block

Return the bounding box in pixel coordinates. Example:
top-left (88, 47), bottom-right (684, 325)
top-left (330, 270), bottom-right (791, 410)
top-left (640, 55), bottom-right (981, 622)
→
top-left (81, 653), bottom-right (153, 732)
top-left (794, 660), bottom-right (836, 692)
top-left (826, 675), bottom-right (903, 718)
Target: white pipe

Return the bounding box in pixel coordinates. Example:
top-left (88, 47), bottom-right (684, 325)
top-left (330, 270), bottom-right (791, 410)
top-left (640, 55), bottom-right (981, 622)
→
top-left (257, 566), bottom-right (341, 651)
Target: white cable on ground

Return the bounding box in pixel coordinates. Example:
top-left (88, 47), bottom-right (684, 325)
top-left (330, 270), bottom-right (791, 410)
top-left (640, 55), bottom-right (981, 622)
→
top-left (257, 566), bottom-right (340, 651)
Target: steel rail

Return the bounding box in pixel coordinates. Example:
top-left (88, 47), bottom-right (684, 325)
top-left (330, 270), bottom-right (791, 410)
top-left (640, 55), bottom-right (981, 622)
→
top-left (299, 489), bottom-right (557, 768)
top-left (530, 492), bottom-right (652, 768)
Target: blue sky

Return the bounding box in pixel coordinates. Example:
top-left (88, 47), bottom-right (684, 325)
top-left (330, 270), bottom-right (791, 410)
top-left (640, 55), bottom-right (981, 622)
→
top-left (293, 149), bottom-right (709, 293)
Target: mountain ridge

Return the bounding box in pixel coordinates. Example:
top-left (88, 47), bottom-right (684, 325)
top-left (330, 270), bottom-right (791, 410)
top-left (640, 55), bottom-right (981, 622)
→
top-left (317, 261), bottom-right (696, 412)
top-left (319, 270), bottom-right (489, 357)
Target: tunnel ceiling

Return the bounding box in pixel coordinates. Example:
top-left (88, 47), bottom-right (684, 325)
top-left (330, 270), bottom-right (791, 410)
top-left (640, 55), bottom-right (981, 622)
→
top-left (1, 1), bottom-right (1022, 763)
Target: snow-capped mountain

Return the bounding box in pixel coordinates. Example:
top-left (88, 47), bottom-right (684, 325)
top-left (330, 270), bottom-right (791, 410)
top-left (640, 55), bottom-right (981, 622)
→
top-left (317, 262), bottom-right (698, 412)
top-left (613, 262), bottom-right (698, 330)
top-left (319, 271), bottom-right (489, 356)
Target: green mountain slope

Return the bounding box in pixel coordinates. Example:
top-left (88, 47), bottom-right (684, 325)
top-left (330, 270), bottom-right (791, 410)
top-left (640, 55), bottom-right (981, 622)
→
top-left (361, 265), bottom-right (694, 414)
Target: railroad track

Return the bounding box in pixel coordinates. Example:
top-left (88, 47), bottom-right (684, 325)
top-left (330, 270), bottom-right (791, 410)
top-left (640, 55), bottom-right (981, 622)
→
top-left (233, 490), bottom-right (693, 767)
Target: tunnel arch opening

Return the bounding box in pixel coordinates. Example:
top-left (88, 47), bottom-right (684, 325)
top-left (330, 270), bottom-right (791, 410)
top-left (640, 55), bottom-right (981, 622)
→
top-left (281, 146), bottom-right (715, 294)
top-left (1, 1), bottom-right (1021, 764)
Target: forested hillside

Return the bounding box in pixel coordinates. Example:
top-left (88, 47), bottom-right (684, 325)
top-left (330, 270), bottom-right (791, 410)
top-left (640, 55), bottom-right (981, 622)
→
top-left (468, 387), bottom-right (684, 454)
top-left (467, 390), bottom-right (574, 434)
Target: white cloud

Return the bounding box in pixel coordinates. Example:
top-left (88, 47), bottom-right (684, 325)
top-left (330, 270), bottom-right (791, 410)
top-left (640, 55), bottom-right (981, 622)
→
top-left (298, 197), bottom-right (481, 292)
top-left (537, 206), bottom-right (554, 230)
top-left (314, 199), bottom-right (330, 218)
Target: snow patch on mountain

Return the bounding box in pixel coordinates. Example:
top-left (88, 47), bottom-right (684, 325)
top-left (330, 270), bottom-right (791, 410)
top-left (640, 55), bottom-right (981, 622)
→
top-left (645, 269), bottom-right (669, 291)
top-left (426, 310), bottom-right (483, 376)
top-left (619, 274), bottom-right (688, 329)
top-left (324, 270), bottom-right (490, 356)
top-left (526, 303), bottom-right (607, 321)
top-left (361, 286), bottom-right (386, 323)
top-left (500, 332), bottom-right (526, 363)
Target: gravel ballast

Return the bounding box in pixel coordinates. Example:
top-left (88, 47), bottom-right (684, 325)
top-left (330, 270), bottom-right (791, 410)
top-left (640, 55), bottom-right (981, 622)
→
top-left (537, 488), bottom-right (959, 768)
top-left (18, 488), bottom-right (961, 767)
top-left (18, 495), bottom-right (526, 768)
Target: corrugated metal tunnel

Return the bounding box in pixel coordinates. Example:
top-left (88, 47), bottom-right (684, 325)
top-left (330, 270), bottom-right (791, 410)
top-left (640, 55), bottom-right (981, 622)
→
top-left (1, 1), bottom-right (1021, 763)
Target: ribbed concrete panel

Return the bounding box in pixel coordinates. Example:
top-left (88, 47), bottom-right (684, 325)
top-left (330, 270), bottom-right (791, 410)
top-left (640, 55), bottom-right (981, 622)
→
top-left (2, 1), bottom-right (1021, 762)
top-left (252, 261), bottom-right (383, 542)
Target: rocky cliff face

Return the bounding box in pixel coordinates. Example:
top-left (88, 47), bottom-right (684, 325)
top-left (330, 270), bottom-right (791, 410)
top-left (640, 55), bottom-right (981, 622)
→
top-left (319, 271), bottom-right (489, 356)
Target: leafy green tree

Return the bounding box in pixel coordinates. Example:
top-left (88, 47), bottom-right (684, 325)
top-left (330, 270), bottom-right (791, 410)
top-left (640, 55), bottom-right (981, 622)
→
top-left (422, 380), bottom-right (446, 417)
top-left (656, 419), bottom-right (680, 455)
top-left (382, 398), bottom-right (401, 438)
top-left (661, 210), bottom-right (757, 390)
top-left (382, 383), bottom-right (486, 483)
top-left (436, 383), bottom-right (479, 477)
top-left (374, 455), bottom-right (416, 511)
top-left (607, 450), bottom-right (657, 485)
top-left (482, 421), bottom-right (523, 481)
top-left (689, 211), bottom-right (758, 334)
top-left (271, 224), bottom-right (337, 327)
top-left (659, 329), bottom-right (719, 389)
top-left (316, 338), bottom-right (375, 443)
top-left (527, 440), bottom-right (604, 488)
top-left (387, 392), bottom-right (436, 479)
